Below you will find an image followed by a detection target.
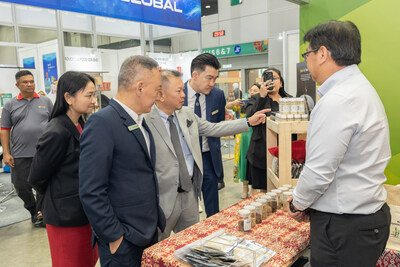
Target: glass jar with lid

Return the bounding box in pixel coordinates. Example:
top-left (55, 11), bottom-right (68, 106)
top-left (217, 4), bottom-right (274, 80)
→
top-left (256, 198), bottom-right (270, 220)
top-left (282, 191), bottom-right (293, 211)
top-left (271, 189), bottom-right (283, 208)
top-left (265, 192), bottom-right (278, 212)
top-left (282, 184), bottom-right (292, 189)
top-left (244, 205), bottom-right (256, 228)
top-left (280, 98), bottom-right (290, 115)
top-left (250, 202), bottom-right (263, 224)
top-left (238, 209), bottom-right (251, 232)
top-left (278, 98), bottom-right (284, 114)
top-left (298, 97), bottom-right (306, 114)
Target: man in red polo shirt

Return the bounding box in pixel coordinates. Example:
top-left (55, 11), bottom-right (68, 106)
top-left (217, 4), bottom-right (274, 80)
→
top-left (1, 70), bottom-right (53, 226)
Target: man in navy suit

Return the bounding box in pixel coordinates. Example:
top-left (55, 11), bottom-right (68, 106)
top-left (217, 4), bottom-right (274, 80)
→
top-left (79, 56), bottom-right (166, 267)
top-left (184, 53), bottom-right (226, 217)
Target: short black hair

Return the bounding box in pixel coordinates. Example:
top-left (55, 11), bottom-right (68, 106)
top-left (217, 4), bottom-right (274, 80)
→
top-left (304, 20), bottom-right (361, 66)
top-left (15, 70), bottom-right (33, 82)
top-left (190, 53), bottom-right (221, 76)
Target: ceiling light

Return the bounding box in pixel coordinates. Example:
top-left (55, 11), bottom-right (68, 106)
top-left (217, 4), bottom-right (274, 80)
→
top-left (205, 5), bottom-right (211, 8)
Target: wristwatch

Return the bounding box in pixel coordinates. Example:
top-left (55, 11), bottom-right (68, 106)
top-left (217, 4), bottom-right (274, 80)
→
top-left (289, 200), bottom-right (301, 213)
top-left (246, 117), bottom-right (251, 127)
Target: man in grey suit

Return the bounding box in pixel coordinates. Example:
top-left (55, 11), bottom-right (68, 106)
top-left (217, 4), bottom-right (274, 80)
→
top-left (145, 70), bottom-right (269, 240)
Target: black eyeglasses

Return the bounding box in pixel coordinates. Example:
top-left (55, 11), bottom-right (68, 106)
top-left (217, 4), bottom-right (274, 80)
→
top-left (301, 47), bottom-right (319, 61)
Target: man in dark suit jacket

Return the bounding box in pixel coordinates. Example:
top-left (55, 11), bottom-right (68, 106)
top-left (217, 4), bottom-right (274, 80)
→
top-left (183, 53), bottom-right (226, 217)
top-left (79, 56), bottom-right (166, 267)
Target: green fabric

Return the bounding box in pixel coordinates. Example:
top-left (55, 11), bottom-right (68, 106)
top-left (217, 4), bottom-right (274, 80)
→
top-left (238, 127), bottom-right (252, 182)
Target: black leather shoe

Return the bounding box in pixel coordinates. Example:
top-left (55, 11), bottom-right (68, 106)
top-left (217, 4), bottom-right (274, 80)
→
top-left (218, 182), bottom-right (225, 190)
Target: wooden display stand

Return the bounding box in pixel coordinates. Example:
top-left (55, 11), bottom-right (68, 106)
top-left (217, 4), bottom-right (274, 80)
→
top-left (266, 118), bottom-right (308, 190)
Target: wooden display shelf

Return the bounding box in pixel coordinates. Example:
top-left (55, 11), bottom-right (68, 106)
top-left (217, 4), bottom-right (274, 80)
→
top-left (266, 118), bottom-right (308, 190)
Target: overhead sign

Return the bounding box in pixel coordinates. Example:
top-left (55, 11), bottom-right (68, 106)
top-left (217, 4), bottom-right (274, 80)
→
top-left (202, 40), bottom-right (268, 58)
top-left (3, 0), bottom-right (201, 31)
top-left (64, 47), bottom-right (102, 72)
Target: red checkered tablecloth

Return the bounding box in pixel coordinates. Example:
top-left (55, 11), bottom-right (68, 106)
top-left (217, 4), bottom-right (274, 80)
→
top-left (141, 193), bottom-right (310, 266)
top-left (376, 248), bottom-right (400, 267)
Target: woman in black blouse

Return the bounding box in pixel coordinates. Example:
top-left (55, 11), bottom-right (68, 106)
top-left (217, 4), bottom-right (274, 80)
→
top-left (246, 68), bottom-right (290, 194)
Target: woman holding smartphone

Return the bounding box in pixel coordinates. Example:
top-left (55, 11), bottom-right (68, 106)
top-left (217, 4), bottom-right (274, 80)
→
top-left (246, 68), bottom-right (290, 194)
top-left (29, 71), bottom-right (98, 267)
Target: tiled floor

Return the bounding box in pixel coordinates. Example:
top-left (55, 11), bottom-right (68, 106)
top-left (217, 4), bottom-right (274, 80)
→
top-left (0, 159), bottom-right (247, 266)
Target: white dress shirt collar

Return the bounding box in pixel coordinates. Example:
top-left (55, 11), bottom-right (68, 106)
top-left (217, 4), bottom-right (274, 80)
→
top-left (113, 98), bottom-right (143, 127)
top-left (318, 64), bottom-right (358, 98)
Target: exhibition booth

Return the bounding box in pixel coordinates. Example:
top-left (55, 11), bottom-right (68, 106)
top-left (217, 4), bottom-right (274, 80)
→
top-left (0, 0), bottom-right (399, 266)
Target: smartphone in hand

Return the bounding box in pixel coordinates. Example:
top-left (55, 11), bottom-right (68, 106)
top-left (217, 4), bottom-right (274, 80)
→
top-left (262, 71), bottom-right (274, 87)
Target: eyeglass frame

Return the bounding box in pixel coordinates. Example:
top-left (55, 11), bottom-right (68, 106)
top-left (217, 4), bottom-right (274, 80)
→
top-left (301, 47), bottom-right (319, 61)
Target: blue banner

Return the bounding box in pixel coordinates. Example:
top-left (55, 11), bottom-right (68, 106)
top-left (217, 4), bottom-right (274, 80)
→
top-left (2, 0), bottom-right (201, 31)
top-left (42, 52), bottom-right (58, 95)
top-left (23, 57), bottom-right (35, 68)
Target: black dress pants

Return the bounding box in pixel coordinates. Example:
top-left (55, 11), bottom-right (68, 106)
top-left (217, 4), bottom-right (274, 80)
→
top-left (11, 158), bottom-right (42, 215)
top-left (310, 203), bottom-right (391, 267)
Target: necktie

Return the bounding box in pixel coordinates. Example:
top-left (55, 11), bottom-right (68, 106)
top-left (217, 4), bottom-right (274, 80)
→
top-left (194, 93), bottom-right (201, 118)
top-left (194, 93), bottom-right (202, 150)
top-left (168, 115), bottom-right (192, 192)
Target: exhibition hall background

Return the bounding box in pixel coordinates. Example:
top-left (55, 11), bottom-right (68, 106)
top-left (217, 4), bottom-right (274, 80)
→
top-left (0, 0), bottom-right (399, 184)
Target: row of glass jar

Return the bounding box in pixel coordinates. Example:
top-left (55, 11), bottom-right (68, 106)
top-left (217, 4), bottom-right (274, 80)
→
top-left (279, 97), bottom-right (306, 115)
top-left (275, 113), bottom-right (308, 122)
top-left (238, 184), bottom-right (294, 232)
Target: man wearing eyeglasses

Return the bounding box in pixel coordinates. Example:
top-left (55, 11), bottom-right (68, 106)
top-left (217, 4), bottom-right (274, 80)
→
top-left (287, 21), bottom-right (391, 266)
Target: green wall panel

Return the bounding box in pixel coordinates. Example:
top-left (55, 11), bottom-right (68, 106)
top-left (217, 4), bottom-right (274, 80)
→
top-left (300, 0), bottom-right (373, 45)
top-left (300, 0), bottom-right (400, 184)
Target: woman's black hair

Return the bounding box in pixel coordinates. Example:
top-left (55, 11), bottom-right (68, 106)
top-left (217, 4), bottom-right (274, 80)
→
top-left (263, 67), bottom-right (290, 97)
top-left (50, 71), bottom-right (95, 122)
top-left (252, 83), bottom-right (261, 89)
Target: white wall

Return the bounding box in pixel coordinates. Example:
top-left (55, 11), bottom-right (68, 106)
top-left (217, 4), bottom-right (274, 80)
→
top-left (171, 0), bottom-right (299, 70)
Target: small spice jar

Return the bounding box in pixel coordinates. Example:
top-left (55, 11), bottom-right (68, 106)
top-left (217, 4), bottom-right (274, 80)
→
top-left (256, 198), bottom-right (270, 220)
top-left (278, 98), bottom-right (284, 114)
top-left (278, 186), bottom-right (289, 192)
top-left (271, 189), bottom-right (283, 209)
top-left (282, 191), bottom-right (293, 211)
top-left (238, 209), bottom-right (251, 232)
top-left (294, 114), bottom-right (301, 121)
top-left (250, 202), bottom-right (263, 224)
top-left (287, 114), bottom-right (294, 122)
top-left (298, 97), bottom-right (306, 114)
top-left (282, 184), bottom-right (292, 189)
top-left (280, 98), bottom-right (289, 115)
top-left (301, 114), bottom-right (308, 121)
top-left (244, 205), bottom-right (256, 228)
top-left (265, 192), bottom-right (278, 212)
top-left (261, 195), bottom-right (273, 215)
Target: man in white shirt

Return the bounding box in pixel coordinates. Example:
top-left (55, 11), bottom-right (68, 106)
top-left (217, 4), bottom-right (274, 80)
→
top-left (288, 21), bottom-right (391, 266)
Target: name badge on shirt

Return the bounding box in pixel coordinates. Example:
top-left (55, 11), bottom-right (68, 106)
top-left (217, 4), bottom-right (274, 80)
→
top-left (211, 109), bottom-right (219, 115)
top-left (128, 124), bottom-right (139, 131)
